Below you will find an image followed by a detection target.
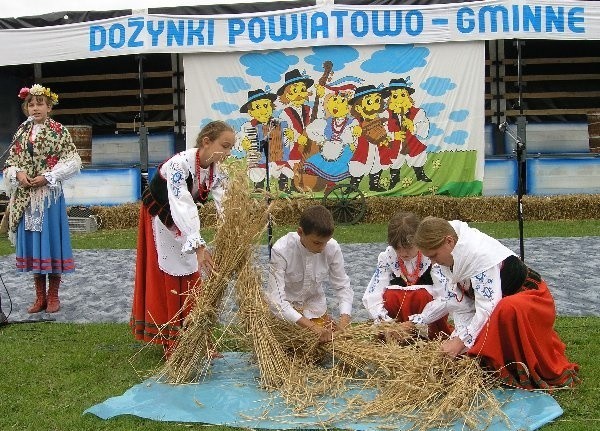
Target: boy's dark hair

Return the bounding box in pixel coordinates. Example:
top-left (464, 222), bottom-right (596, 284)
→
top-left (387, 211), bottom-right (420, 249)
top-left (299, 205), bottom-right (334, 237)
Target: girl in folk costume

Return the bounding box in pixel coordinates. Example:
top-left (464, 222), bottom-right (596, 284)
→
top-left (3, 85), bottom-right (81, 314)
top-left (410, 217), bottom-right (580, 389)
top-left (131, 121), bottom-right (234, 356)
top-left (362, 211), bottom-right (452, 340)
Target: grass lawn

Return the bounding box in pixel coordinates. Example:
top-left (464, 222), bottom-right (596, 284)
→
top-left (0, 319), bottom-right (597, 431)
top-left (0, 220), bottom-right (599, 430)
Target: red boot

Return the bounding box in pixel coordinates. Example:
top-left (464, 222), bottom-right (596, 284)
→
top-left (46, 275), bottom-right (61, 313)
top-left (27, 275), bottom-right (47, 313)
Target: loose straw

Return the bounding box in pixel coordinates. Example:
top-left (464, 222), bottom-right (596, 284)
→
top-left (155, 159), bottom-right (508, 429)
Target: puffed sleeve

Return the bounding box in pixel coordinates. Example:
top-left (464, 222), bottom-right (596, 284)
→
top-left (409, 264), bottom-right (450, 324)
top-left (210, 165), bottom-right (227, 218)
top-left (4, 124), bottom-right (30, 190)
top-left (163, 152), bottom-right (205, 254)
top-left (455, 264), bottom-right (503, 349)
top-left (328, 243), bottom-right (354, 318)
top-left (43, 124), bottom-right (82, 187)
top-left (362, 249), bottom-right (394, 322)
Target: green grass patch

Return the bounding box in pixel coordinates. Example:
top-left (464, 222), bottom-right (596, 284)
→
top-left (0, 318), bottom-right (596, 431)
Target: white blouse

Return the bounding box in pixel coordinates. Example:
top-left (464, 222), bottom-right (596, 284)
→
top-left (409, 220), bottom-right (515, 350)
top-left (153, 148), bottom-right (226, 276)
top-left (266, 232), bottom-right (354, 324)
top-left (362, 246), bottom-right (436, 322)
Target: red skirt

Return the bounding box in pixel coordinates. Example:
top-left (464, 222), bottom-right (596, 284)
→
top-left (383, 288), bottom-right (453, 339)
top-left (468, 280), bottom-right (580, 389)
top-left (130, 206), bottom-right (201, 351)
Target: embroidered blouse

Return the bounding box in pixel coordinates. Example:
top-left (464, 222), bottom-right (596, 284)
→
top-left (152, 148), bottom-right (226, 276)
top-left (409, 220), bottom-right (515, 350)
top-left (266, 232), bottom-right (354, 324)
top-left (362, 246), bottom-right (438, 323)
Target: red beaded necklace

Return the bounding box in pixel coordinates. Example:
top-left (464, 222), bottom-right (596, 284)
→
top-left (398, 251), bottom-right (422, 285)
top-left (195, 149), bottom-right (214, 203)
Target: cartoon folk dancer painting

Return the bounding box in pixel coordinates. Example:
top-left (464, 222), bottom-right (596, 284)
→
top-left (304, 88), bottom-right (357, 186)
top-left (384, 77), bottom-right (431, 186)
top-left (278, 68), bottom-right (326, 192)
top-left (347, 85), bottom-right (391, 192)
top-left (237, 88), bottom-right (291, 192)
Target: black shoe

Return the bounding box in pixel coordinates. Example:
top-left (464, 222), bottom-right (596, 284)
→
top-left (369, 173), bottom-right (387, 192)
top-left (414, 166), bottom-right (432, 182)
top-left (389, 169), bottom-right (401, 188)
top-left (349, 176), bottom-right (363, 190)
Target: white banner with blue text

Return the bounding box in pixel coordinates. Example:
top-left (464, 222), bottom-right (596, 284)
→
top-left (0, 0), bottom-right (599, 66)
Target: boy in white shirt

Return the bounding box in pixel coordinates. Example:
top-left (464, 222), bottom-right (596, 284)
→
top-left (266, 205), bottom-right (353, 343)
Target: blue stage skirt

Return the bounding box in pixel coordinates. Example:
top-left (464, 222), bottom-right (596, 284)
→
top-left (15, 194), bottom-right (75, 274)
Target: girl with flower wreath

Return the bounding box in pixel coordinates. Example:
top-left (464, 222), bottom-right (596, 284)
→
top-left (2, 84), bottom-right (81, 314)
top-left (362, 211), bottom-right (452, 340)
top-left (130, 120), bottom-right (234, 357)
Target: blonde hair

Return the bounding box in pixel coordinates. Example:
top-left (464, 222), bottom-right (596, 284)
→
top-left (195, 120), bottom-right (234, 148)
top-left (387, 211), bottom-right (420, 249)
top-left (414, 216), bottom-right (457, 250)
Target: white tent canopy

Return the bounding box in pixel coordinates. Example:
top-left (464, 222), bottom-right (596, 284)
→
top-left (0, 0), bottom-right (599, 66)
top-left (0, 0), bottom-right (300, 19)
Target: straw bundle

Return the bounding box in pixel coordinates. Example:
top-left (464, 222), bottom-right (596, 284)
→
top-left (234, 261), bottom-right (293, 390)
top-left (233, 260), bottom-right (349, 411)
top-left (239, 313), bottom-right (506, 429)
top-left (158, 161), bottom-right (271, 383)
top-left (89, 193), bottom-right (600, 229)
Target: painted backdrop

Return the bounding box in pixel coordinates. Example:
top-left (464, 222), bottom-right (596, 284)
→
top-left (184, 42), bottom-right (484, 196)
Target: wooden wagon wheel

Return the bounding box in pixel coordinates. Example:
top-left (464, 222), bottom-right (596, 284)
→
top-left (321, 183), bottom-right (366, 225)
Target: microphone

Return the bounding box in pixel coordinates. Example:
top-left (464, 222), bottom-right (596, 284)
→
top-left (22, 116), bottom-right (34, 126)
top-left (498, 121), bottom-right (508, 132)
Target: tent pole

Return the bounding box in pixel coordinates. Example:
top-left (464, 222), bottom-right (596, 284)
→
top-left (138, 55), bottom-right (149, 191)
top-left (515, 39), bottom-right (526, 261)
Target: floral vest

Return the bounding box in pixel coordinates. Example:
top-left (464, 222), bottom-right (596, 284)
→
top-left (5, 118), bottom-right (79, 233)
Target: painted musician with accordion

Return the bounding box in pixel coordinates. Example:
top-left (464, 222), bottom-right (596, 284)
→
top-left (237, 88), bottom-right (292, 192)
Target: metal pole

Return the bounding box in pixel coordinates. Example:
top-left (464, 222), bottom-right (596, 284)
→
top-left (514, 39), bottom-right (526, 261)
top-left (138, 56), bottom-right (149, 191)
top-left (263, 123), bottom-right (273, 259)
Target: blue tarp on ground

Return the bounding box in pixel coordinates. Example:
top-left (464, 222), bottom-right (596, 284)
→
top-left (85, 352), bottom-right (563, 430)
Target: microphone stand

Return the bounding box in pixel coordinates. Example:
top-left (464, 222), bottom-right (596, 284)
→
top-left (0, 117), bottom-right (34, 166)
top-left (501, 123), bottom-right (526, 261)
top-left (0, 292), bottom-right (8, 326)
top-left (261, 120), bottom-right (277, 259)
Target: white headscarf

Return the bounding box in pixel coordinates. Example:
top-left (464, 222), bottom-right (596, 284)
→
top-left (448, 220), bottom-right (516, 283)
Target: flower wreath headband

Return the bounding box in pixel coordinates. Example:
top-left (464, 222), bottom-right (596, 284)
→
top-left (18, 84), bottom-right (59, 106)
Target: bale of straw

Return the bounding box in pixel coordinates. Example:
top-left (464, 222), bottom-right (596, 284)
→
top-left (87, 192), bottom-right (600, 229)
